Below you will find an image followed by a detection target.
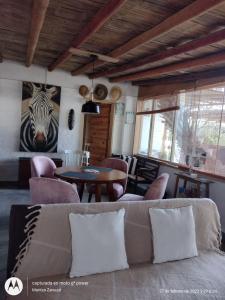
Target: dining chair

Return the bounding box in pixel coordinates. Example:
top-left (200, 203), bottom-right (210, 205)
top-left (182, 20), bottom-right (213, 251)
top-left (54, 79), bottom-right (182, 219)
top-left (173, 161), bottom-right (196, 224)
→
top-left (118, 173), bottom-right (169, 202)
top-left (31, 156), bottom-right (56, 178)
top-left (87, 158), bottom-right (128, 202)
top-left (29, 177), bottom-right (80, 204)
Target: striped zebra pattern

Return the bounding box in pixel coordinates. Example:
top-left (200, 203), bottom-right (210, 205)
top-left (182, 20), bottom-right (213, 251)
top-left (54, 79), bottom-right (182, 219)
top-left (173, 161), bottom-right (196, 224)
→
top-left (20, 83), bottom-right (60, 152)
top-left (20, 111), bottom-right (58, 152)
top-left (122, 155), bottom-right (138, 175)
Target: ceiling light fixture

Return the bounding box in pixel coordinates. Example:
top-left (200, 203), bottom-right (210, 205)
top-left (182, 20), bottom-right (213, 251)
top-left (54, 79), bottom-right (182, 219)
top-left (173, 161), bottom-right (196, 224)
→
top-left (81, 55), bottom-right (100, 115)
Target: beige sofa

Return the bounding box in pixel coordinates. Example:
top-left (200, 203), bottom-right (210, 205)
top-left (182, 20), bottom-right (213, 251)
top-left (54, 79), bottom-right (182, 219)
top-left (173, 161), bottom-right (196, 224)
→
top-left (7, 198), bottom-right (225, 300)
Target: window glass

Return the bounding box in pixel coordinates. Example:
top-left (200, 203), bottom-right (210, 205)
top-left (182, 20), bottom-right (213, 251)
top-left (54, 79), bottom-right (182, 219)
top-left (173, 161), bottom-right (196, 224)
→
top-left (173, 91), bottom-right (200, 164)
top-left (137, 100), bottom-right (153, 155)
top-left (135, 86), bottom-right (225, 177)
top-left (151, 111), bottom-right (174, 160)
top-left (195, 89), bottom-right (223, 173)
top-left (150, 98), bottom-right (176, 160)
top-left (139, 115), bottom-right (151, 155)
top-left (214, 88), bottom-right (225, 175)
top-left (143, 99), bottom-right (153, 111)
top-left (154, 95), bottom-right (177, 108)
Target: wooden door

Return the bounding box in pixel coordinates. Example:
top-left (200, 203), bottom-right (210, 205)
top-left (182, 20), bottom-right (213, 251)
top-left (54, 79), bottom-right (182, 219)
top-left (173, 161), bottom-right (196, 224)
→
top-left (84, 104), bottom-right (114, 165)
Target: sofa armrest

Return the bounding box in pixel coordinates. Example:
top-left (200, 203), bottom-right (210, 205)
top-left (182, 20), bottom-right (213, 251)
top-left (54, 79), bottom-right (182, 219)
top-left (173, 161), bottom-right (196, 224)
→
top-left (7, 204), bottom-right (31, 277)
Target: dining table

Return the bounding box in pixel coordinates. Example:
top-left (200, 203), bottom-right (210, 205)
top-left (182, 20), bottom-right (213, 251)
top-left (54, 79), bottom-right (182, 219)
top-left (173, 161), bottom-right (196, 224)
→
top-left (54, 165), bottom-right (127, 202)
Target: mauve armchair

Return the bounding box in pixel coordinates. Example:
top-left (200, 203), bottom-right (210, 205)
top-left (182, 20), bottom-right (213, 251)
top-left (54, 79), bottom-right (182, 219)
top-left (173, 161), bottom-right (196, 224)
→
top-left (87, 158), bottom-right (128, 202)
top-left (29, 177), bottom-right (80, 204)
top-left (118, 173), bottom-right (169, 202)
top-left (31, 156), bottom-right (56, 178)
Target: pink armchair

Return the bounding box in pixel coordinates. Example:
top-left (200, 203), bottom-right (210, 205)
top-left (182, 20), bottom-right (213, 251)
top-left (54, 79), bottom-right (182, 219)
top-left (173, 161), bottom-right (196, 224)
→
top-left (118, 173), bottom-right (169, 202)
top-left (29, 177), bottom-right (80, 204)
top-left (31, 156), bottom-right (56, 178)
top-left (87, 158), bottom-right (128, 202)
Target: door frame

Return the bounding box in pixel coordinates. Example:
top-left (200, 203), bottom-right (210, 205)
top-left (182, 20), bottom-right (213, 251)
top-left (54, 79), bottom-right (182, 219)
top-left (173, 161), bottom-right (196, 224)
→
top-left (82, 103), bottom-right (115, 158)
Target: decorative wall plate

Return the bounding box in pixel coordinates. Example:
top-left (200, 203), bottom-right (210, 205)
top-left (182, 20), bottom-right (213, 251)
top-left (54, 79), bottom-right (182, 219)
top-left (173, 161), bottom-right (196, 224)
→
top-left (94, 84), bottom-right (108, 100)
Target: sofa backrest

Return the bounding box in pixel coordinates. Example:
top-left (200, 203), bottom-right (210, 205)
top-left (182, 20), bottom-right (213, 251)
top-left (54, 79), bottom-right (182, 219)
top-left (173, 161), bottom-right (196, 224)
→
top-left (11, 198), bottom-right (221, 279)
top-left (111, 198), bottom-right (220, 264)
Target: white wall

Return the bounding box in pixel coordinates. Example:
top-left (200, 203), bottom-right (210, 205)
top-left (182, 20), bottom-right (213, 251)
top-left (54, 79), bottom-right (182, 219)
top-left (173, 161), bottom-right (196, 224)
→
top-left (0, 60), bottom-right (138, 180)
top-left (159, 164), bottom-right (225, 232)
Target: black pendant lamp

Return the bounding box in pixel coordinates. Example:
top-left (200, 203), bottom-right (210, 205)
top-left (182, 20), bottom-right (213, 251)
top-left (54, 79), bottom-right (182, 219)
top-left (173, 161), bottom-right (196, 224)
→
top-left (81, 56), bottom-right (100, 114)
top-left (81, 99), bottom-right (100, 114)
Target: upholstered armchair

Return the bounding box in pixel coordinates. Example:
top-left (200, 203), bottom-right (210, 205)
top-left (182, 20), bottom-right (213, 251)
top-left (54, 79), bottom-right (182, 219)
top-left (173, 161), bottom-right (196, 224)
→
top-left (118, 173), bottom-right (169, 201)
top-left (29, 177), bottom-right (80, 204)
top-left (31, 156), bottom-right (56, 178)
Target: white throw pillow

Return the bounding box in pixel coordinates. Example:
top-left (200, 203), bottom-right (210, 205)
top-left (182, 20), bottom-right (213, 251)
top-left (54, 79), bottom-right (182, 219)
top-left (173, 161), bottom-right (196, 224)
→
top-left (69, 208), bottom-right (129, 277)
top-left (149, 206), bottom-right (198, 263)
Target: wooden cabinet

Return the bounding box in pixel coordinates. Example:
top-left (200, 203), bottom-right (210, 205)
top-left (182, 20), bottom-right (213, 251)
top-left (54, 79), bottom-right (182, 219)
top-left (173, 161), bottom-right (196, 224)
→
top-left (18, 157), bottom-right (63, 188)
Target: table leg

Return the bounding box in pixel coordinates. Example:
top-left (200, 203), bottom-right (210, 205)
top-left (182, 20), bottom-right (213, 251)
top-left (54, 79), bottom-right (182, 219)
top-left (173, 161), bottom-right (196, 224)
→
top-left (107, 183), bottom-right (116, 202)
top-left (78, 183), bottom-right (84, 201)
top-left (174, 176), bottom-right (179, 197)
top-left (95, 184), bottom-right (101, 202)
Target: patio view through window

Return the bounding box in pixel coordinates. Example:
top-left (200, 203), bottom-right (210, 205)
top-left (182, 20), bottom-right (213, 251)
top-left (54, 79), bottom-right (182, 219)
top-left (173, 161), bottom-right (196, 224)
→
top-left (136, 86), bottom-right (225, 177)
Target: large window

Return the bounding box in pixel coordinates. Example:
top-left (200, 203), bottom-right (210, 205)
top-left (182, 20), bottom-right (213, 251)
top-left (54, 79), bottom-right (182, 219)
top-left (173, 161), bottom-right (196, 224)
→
top-left (151, 97), bottom-right (176, 161)
top-left (135, 86), bottom-right (225, 177)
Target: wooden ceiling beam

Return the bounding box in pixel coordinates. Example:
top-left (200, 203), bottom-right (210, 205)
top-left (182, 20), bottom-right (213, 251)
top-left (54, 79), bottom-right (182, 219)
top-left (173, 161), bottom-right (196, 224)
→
top-left (71, 0), bottom-right (225, 76)
top-left (68, 48), bottom-right (119, 63)
top-left (48, 0), bottom-right (127, 71)
top-left (110, 51), bottom-right (225, 82)
top-left (132, 67), bottom-right (225, 86)
top-left (138, 67), bottom-right (225, 98)
top-left (133, 75), bottom-right (196, 87)
top-left (26, 0), bottom-right (49, 67)
top-left (90, 28), bottom-right (225, 79)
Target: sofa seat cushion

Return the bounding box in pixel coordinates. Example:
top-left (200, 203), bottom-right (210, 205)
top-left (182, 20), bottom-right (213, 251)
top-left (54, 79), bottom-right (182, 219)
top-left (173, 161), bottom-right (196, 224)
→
top-left (118, 193), bottom-right (144, 201)
top-left (10, 251), bottom-right (225, 300)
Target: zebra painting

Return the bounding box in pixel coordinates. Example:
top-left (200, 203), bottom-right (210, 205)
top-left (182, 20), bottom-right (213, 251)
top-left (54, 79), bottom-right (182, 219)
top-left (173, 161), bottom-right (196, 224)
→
top-left (20, 81), bottom-right (61, 152)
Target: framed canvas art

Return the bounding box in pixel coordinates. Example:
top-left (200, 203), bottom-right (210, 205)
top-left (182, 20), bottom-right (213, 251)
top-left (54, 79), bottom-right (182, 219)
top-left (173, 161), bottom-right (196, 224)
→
top-left (20, 81), bottom-right (61, 152)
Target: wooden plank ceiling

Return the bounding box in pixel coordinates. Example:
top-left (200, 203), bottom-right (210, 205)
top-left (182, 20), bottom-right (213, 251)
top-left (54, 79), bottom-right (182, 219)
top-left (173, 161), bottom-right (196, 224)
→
top-left (1, 0), bottom-right (225, 86)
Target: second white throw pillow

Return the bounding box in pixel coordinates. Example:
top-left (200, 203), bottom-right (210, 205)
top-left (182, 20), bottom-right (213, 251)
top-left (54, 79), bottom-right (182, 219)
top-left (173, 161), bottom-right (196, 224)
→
top-left (69, 208), bottom-right (129, 277)
top-left (149, 206), bottom-right (198, 263)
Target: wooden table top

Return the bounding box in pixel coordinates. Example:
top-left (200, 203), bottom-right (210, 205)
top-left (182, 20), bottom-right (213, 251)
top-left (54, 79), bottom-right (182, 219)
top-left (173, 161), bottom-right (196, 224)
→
top-left (55, 166), bottom-right (127, 184)
top-left (175, 172), bottom-right (214, 184)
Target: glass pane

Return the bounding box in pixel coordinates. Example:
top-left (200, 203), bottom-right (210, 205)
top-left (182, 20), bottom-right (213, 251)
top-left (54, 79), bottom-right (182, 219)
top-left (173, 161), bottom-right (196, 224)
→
top-left (137, 99), bottom-right (153, 113)
top-left (173, 89), bottom-right (225, 175)
top-left (143, 99), bottom-right (153, 111)
top-left (155, 95), bottom-right (177, 109)
top-left (195, 89), bottom-right (223, 173)
top-left (215, 89), bottom-right (225, 176)
top-left (151, 111), bottom-right (174, 160)
top-left (173, 91), bottom-right (201, 164)
top-left (138, 115), bottom-right (151, 155)
top-left (136, 87), bottom-right (225, 178)
top-left (150, 96), bottom-right (176, 160)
